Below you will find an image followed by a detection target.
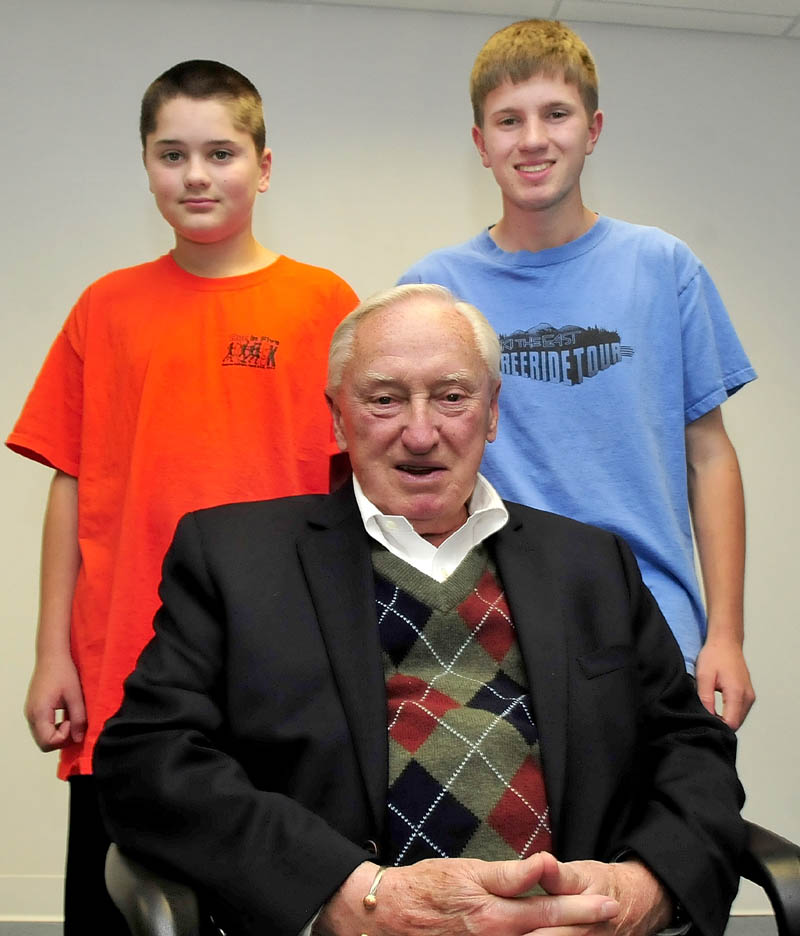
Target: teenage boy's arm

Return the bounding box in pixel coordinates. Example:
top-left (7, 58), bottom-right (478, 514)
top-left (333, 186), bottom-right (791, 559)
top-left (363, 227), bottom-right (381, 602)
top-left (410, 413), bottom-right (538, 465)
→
top-left (685, 406), bottom-right (754, 731)
top-left (24, 469), bottom-right (85, 751)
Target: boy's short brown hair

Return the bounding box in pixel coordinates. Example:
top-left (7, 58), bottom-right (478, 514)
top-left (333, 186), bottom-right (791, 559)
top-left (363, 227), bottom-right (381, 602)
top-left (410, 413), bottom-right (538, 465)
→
top-left (470, 19), bottom-right (598, 127)
top-left (140, 60), bottom-right (266, 152)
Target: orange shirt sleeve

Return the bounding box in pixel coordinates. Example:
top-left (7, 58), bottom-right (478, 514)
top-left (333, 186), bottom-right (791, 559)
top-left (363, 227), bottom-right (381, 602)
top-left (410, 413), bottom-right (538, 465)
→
top-left (6, 304), bottom-right (84, 477)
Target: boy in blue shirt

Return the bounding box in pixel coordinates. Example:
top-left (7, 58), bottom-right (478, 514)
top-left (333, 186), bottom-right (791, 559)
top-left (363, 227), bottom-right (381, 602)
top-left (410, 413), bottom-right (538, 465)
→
top-left (399, 19), bottom-right (756, 730)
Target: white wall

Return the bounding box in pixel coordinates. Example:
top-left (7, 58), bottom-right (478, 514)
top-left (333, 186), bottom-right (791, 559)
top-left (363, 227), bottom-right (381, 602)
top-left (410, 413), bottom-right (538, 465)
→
top-left (1, 0), bottom-right (797, 919)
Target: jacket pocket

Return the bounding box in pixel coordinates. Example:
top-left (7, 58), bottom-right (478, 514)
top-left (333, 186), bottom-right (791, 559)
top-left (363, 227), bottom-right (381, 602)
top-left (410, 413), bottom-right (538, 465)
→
top-left (577, 645), bottom-right (633, 679)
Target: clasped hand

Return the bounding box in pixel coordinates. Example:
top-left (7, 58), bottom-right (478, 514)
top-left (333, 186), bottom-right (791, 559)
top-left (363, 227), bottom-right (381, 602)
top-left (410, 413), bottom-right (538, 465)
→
top-left (316, 851), bottom-right (672, 936)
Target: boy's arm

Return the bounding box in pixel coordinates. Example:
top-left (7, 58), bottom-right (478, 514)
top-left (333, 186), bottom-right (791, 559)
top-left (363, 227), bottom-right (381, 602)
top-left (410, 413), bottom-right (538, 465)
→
top-left (24, 469), bottom-right (86, 751)
top-left (685, 406), bottom-right (754, 730)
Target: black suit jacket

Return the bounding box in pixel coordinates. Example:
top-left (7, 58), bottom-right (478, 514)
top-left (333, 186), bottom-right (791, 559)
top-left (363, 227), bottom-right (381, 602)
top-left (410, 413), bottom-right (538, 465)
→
top-left (95, 484), bottom-right (744, 936)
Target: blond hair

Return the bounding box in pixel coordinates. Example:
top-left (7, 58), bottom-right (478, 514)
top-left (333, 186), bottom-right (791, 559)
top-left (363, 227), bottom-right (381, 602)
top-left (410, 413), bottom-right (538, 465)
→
top-left (470, 19), bottom-right (598, 126)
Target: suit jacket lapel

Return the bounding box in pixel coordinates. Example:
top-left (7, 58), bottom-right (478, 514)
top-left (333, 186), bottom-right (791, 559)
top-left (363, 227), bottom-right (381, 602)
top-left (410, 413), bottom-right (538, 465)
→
top-left (296, 486), bottom-right (388, 835)
top-left (492, 506), bottom-right (570, 849)
top-left (294, 491), bottom-right (574, 849)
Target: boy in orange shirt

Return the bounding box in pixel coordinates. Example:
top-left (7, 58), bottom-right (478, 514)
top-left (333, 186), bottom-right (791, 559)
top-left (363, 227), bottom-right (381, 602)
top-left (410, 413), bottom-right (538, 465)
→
top-left (7, 60), bottom-right (357, 933)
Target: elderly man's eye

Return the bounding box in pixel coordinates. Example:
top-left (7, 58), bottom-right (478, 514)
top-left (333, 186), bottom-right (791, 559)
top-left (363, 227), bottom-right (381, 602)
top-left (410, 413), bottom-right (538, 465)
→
top-left (376, 396), bottom-right (393, 405)
top-left (445, 393), bottom-right (463, 402)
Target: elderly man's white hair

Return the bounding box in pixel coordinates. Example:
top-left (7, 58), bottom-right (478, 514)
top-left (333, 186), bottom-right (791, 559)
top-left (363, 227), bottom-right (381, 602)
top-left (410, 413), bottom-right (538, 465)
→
top-left (326, 283), bottom-right (501, 396)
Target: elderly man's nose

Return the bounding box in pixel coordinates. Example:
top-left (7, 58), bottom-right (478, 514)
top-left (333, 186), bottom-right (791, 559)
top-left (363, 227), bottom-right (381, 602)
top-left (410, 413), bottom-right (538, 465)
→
top-left (402, 405), bottom-right (437, 451)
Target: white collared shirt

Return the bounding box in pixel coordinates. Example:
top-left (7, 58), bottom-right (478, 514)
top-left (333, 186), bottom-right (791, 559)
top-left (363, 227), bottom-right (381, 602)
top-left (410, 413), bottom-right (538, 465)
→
top-left (352, 472), bottom-right (509, 581)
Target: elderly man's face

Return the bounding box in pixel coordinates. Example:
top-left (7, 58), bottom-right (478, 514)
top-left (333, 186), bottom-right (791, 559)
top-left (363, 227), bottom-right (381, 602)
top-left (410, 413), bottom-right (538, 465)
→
top-left (330, 300), bottom-right (500, 545)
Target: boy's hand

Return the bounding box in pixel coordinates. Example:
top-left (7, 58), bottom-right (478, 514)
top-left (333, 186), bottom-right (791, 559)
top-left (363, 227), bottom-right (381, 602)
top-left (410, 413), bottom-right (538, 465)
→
top-left (695, 638), bottom-right (755, 731)
top-left (25, 654), bottom-right (86, 751)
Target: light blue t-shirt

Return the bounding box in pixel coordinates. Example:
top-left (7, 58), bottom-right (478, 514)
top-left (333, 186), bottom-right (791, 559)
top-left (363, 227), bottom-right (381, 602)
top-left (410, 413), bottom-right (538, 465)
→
top-left (398, 216), bottom-right (756, 670)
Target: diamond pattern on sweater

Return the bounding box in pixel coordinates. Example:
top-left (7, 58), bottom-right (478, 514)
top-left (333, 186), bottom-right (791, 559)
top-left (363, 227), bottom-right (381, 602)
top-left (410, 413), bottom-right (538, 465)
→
top-left (458, 568), bottom-right (515, 661)
top-left (467, 671), bottom-right (539, 746)
top-left (387, 674), bottom-right (460, 754)
top-left (373, 545), bottom-right (552, 866)
top-left (377, 586), bottom-right (434, 667)
top-left (488, 757), bottom-right (551, 857)
top-left (387, 760), bottom-right (481, 863)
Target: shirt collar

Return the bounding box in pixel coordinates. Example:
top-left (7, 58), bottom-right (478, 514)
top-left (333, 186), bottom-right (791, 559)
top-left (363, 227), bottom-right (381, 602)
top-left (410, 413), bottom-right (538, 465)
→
top-left (351, 473), bottom-right (508, 582)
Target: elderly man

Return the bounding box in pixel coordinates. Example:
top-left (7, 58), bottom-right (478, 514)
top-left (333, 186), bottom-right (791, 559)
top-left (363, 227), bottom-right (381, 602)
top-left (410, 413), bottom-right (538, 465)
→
top-left (94, 284), bottom-right (743, 936)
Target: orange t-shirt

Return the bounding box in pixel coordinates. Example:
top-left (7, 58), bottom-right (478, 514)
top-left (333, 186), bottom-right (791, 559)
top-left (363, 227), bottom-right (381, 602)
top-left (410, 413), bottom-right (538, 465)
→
top-left (7, 253), bottom-right (358, 777)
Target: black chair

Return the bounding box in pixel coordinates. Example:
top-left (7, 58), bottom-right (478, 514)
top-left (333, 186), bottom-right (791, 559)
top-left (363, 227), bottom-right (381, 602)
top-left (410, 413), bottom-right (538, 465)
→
top-left (106, 820), bottom-right (800, 936)
top-left (740, 822), bottom-right (800, 936)
top-left (105, 843), bottom-right (201, 936)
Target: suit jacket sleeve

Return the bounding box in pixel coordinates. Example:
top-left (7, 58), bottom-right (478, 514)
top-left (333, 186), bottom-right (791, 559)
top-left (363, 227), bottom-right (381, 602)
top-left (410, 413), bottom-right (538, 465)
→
top-left (94, 510), bottom-right (371, 936)
top-left (603, 535), bottom-right (745, 936)
top-left (497, 508), bottom-right (744, 936)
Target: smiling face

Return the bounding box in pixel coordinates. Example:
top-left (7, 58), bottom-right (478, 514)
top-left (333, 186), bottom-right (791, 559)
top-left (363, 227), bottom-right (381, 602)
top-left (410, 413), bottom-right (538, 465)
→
top-left (143, 95), bottom-right (271, 247)
top-left (329, 299), bottom-right (500, 546)
top-left (472, 72), bottom-right (602, 224)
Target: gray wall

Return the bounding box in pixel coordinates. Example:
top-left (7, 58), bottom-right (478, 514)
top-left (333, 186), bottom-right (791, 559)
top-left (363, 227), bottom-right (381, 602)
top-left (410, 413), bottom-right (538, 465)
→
top-left (1, 0), bottom-right (797, 920)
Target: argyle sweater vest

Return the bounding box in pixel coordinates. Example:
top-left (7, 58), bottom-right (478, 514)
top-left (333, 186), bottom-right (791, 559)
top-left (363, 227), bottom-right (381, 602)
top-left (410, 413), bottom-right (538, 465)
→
top-left (373, 544), bottom-right (552, 866)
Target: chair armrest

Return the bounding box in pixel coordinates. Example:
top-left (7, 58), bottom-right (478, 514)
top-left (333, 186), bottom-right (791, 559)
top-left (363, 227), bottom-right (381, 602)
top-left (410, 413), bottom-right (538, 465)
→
top-left (740, 820), bottom-right (800, 936)
top-left (105, 843), bottom-right (201, 936)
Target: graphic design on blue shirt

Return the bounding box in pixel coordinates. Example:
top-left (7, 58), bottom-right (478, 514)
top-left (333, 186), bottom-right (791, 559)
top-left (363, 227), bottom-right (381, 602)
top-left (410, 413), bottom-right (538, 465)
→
top-left (499, 322), bottom-right (633, 385)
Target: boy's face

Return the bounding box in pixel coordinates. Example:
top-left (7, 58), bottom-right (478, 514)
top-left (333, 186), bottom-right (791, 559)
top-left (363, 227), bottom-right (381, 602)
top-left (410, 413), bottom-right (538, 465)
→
top-left (143, 95), bottom-right (271, 246)
top-left (472, 73), bottom-right (602, 221)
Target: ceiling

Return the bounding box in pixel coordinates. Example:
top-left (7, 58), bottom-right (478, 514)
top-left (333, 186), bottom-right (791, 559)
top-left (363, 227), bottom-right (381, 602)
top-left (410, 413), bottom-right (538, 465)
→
top-left (260, 0), bottom-right (800, 38)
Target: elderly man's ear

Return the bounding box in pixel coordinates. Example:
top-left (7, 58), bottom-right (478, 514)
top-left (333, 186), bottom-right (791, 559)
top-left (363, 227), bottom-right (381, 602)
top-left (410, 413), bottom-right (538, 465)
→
top-left (486, 380), bottom-right (501, 443)
top-left (326, 394), bottom-right (348, 453)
